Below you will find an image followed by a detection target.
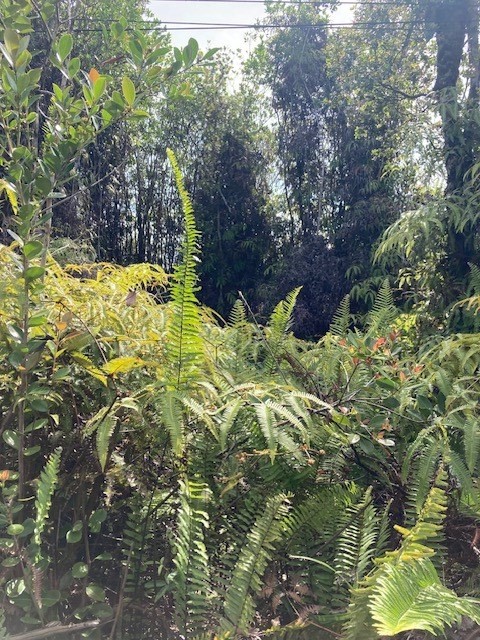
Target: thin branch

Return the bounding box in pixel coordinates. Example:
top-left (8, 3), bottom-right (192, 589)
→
top-left (9, 619), bottom-right (108, 640)
top-left (376, 81), bottom-right (431, 101)
top-left (109, 545), bottom-right (133, 640)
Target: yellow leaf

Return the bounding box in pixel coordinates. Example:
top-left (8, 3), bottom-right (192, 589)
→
top-left (0, 179), bottom-right (18, 213)
top-left (102, 356), bottom-right (144, 376)
top-left (89, 67), bottom-right (100, 83)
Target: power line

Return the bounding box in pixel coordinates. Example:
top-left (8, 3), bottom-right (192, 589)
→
top-left (74, 17), bottom-right (418, 24)
top-left (148, 0), bottom-right (413, 4)
top-left (73, 19), bottom-right (424, 30)
top-left (143, 18), bottom-right (418, 24)
top-left (72, 23), bottom-right (421, 31)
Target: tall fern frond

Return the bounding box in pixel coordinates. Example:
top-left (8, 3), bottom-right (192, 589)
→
top-left (255, 402), bottom-right (278, 462)
top-left (228, 299), bottom-right (247, 327)
top-left (166, 149), bottom-right (203, 389)
top-left (365, 280), bottom-right (397, 337)
top-left (160, 391), bottom-right (185, 458)
top-left (173, 477), bottom-right (211, 638)
top-left (462, 414), bottom-right (480, 474)
top-left (220, 493), bottom-right (291, 637)
top-left (329, 295), bottom-right (350, 337)
top-left (406, 436), bottom-right (443, 518)
top-left (334, 488), bottom-right (382, 593)
top-left (265, 288), bottom-right (301, 370)
top-left (268, 288), bottom-right (301, 337)
top-left (122, 496), bottom-right (153, 599)
top-left (34, 448), bottom-right (62, 555)
top-left (447, 448), bottom-right (479, 512)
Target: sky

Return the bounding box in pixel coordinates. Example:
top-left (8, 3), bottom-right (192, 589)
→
top-left (148, 1), bottom-right (355, 53)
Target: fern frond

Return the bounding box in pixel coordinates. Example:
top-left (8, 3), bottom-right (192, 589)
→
top-left (228, 299), bottom-right (247, 327)
top-left (329, 295), bottom-right (350, 337)
top-left (411, 437), bottom-right (443, 516)
top-left (462, 414), bottom-right (480, 475)
top-left (160, 391), bottom-right (185, 457)
top-left (166, 149), bottom-right (203, 389)
top-left (334, 488), bottom-right (381, 592)
top-left (218, 397), bottom-right (244, 451)
top-left (369, 557), bottom-right (480, 636)
top-left (122, 496), bottom-right (153, 599)
top-left (269, 288), bottom-right (302, 337)
top-left (265, 288), bottom-right (301, 370)
top-left (220, 493), bottom-right (291, 636)
top-left (34, 448), bottom-right (62, 554)
top-left (96, 414), bottom-right (117, 472)
top-left (173, 477), bottom-right (211, 638)
top-left (255, 402), bottom-right (278, 462)
top-left (365, 280), bottom-right (397, 337)
top-left (343, 470), bottom-right (449, 640)
top-left (447, 448), bottom-right (479, 511)
top-left (401, 427), bottom-right (437, 482)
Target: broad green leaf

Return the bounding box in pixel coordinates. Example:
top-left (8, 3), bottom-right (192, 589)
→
top-left (42, 590), bottom-right (61, 608)
top-left (7, 524), bottom-right (24, 536)
top-left (66, 520), bottom-right (83, 544)
top-left (57, 33), bottom-right (73, 62)
top-left (68, 57), bottom-right (81, 77)
top-left (86, 583), bottom-right (106, 602)
top-left (0, 179), bottom-right (18, 212)
top-left (23, 240), bottom-right (43, 259)
top-left (3, 430), bottom-right (19, 450)
top-left (89, 509), bottom-right (107, 532)
top-left (122, 76), bottom-right (136, 106)
top-left (24, 266), bottom-right (45, 283)
top-left (72, 562), bottom-right (89, 578)
top-left (92, 75), bottom-right (107, 100)
top-left (3, 29), bottom-right (19, 56)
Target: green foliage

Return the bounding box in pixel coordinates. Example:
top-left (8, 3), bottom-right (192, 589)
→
top-left (1, 2), bottom-right (480, 637)
top-left (173, 477), bottom-right (211, 638)
top-left (329, 295), bottom-right (351, 337)
top-left (220, 493), bottom-right (290, 636)
top-left (33, 448), bottom-right (61, 554)
top-left (370, 558), bottom-right (480, 635)
top-left (166, 149), bottom-right (204, 390)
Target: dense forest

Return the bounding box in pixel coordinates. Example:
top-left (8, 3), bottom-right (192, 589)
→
top-left (1, 0), bottom-right (480, 638)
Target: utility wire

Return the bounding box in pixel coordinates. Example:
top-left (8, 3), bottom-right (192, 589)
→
top-left (74, 17), bottom-right (420, 24)
top-left (148, 0), bottom-right (414, 4)
top-left (72, 19), bottom-right (427, 31)
top-left (75, 18), bottom-right (419, 24)
top-left (73, 25), bottom-right (421, 31)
